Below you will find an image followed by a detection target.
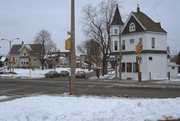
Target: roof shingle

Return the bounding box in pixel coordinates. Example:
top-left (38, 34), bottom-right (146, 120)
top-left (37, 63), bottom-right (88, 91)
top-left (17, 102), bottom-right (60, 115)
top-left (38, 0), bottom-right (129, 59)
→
top-left (133, 11), bottom-right (167, 33)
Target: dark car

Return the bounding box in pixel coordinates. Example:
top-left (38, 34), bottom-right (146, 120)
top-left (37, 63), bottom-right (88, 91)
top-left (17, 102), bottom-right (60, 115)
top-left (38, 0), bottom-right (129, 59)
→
top-left (44, 71), bottom-right (60, 78)
top-left (75, 71), bottom-right (86, 78)
top-left (59, 70), bottom-right (69, 77)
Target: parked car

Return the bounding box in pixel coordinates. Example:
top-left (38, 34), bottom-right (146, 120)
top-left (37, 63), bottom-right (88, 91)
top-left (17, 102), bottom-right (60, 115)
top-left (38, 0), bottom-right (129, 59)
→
top-left (75, 71), bottom-right (86, 78)
top-left (44, 71), bottom-right (60, 78)
top-left (59, 70), bottom-right (69, 77)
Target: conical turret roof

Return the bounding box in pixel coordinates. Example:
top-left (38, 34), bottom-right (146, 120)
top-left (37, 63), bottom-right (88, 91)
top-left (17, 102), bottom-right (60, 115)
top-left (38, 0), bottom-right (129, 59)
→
top-left (111, 5), bottom-right (124, 25)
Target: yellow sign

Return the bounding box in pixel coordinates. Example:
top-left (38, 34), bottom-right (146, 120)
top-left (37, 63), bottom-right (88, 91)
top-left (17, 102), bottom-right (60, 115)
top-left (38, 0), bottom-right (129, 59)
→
top-left (8, 61), bottom-right (15, 65)
top-left (65, 38), bottom-right (71, 50)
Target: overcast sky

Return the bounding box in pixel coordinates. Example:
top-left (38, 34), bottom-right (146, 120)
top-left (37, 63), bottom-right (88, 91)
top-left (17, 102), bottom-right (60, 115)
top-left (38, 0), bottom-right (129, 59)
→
top-left (0, 0), bottom-right (179, 55)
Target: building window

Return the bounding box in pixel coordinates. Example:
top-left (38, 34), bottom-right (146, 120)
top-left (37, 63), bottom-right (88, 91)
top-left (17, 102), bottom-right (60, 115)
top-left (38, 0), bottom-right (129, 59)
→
top-left (114, 29), bottom-right (118, 35)
top-left (129, 23), bottom-right (136, 32)
top-left (149, 57), bottom-right (153, 60)
top-left (121, 63), bottom-right (125, 72)
top-left (139, 38), bottom-right (142, 44)
top-left (172, 67), bottom-right (175, 69)
top-left (130, 39), bottom-right (134, 43)
top-left (127, 63), bottom-right (132, 72)
top-left (122, 40), bottom-right (125, 50)
top-left (133, 62), bottom-right (138, 72)
top-left (152, 37), bottom-right (155, 48)
top-left (34, 59), bottom-right (36, 61)
top-left (114, 41), bottom-right (118, 51)
top-left (23, 50), bottom-right (27, 56)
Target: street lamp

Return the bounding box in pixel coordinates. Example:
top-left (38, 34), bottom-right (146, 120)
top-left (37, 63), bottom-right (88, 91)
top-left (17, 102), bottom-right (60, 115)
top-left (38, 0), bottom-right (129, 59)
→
top-left (1, 38), bottom-right (20, 53)
top-left (1, 38), bottom-right (20, 72)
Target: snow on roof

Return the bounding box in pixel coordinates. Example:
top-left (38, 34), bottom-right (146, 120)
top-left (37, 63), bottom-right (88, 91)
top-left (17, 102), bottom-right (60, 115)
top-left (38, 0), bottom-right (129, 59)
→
top-left (18, 45), bottom-right (32, 52)
top-left (0, 56), bottom-right (7, 62)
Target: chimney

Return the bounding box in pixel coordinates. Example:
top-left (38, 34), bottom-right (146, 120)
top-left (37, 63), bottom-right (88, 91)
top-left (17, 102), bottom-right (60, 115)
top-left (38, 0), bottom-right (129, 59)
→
top-left (137, 4), bottom-right (140, 12)
top-left (156, 22), bottom-right (161, 27)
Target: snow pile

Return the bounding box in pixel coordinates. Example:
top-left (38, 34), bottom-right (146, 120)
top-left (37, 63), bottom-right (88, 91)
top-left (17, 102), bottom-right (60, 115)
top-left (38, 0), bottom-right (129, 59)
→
top-left (0, 95), bottom-right (180, 121)
top-left (0, 96), bottom-right (8, 100)
top-left (90, 70), bottom-right (115, 80)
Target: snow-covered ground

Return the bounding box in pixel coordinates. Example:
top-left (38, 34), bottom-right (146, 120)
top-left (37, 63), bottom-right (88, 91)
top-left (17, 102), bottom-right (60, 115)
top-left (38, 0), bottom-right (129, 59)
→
top-left (0, 95), bottom-right (180, 121)
top-left (0, 67), bottom-right (92, 79)
top-left (0, 96), bottom-right (8, 100)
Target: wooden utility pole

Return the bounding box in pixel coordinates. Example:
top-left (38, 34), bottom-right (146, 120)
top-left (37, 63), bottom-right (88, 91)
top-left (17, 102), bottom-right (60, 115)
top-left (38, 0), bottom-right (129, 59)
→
top-left (69, 0), bottom-right (76, 95)
top-left (118, 25), bottom-right (122, 80)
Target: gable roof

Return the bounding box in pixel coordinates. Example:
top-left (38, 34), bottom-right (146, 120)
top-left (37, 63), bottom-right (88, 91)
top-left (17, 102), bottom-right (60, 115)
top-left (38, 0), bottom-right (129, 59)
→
top-left (111, 5), bottom-right (124, 25)
top-left (121, 7), bottom-right (167, 34)
top-left (9, 44), bottom-right (43, 55)
top-left (133, 11), bottom-right (167, 33)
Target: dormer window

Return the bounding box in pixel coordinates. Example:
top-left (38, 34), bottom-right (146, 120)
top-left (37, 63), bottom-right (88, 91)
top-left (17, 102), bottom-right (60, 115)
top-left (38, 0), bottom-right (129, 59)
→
top-left (114, 29), bottom-right (118, 35)
top-left (129, 23), bottom-right (136, 32)
top-left (23, 50), bottom-right (27, 56)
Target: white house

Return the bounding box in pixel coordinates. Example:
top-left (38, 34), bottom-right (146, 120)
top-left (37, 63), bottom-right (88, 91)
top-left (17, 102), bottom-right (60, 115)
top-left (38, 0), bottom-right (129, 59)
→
top-left (110, 6), bottom-right (177, 80)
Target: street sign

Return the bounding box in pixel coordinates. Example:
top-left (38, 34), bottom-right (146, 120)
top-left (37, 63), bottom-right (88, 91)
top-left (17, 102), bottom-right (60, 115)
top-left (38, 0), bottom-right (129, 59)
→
top-left (107, 58), bottom-right (117, 62)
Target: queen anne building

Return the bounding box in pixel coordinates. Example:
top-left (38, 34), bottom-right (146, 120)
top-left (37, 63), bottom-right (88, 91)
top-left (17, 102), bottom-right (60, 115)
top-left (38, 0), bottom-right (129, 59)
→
top-left (110, 6), bottom-right (177, 80)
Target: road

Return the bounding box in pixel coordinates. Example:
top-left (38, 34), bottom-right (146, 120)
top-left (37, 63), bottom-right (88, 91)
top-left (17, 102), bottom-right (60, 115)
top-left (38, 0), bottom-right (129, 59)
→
top-left (1, 77), bottom-right (180, 98)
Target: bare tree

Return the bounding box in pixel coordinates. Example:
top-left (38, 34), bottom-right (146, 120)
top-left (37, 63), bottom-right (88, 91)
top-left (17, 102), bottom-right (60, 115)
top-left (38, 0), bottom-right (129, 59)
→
top-left (77, 39), bottom-right (101, 70)
top-left (77, 42), bottom-right (86, 55)
top-left (34, 29), bottom-right (57, 70)
top-left (82, 0), bottom-right (120, 75)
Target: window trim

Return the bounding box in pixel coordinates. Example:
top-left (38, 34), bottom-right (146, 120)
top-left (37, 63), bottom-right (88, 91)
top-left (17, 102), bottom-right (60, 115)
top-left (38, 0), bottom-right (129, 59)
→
top-left (129, 23), bottom-right (136, 32)
top-left (127, 63), bottom-right (132, 72)
top-left (114, 29), bottom-right (118, 35)
top-left (114, 41), bottom-right (118, 51)
top-left (121, 63), bottom-right (126, 72)
top-left (122, 40), bottom-right (125, 50)
top-left (130, 39), bottom-right (134, 44)
top-left (149, 57), bottom-right (153, 60)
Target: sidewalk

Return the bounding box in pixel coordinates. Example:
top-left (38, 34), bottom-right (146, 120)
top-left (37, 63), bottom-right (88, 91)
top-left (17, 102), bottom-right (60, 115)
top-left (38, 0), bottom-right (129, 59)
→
top-left (92, 76), bottom-right (180, 89)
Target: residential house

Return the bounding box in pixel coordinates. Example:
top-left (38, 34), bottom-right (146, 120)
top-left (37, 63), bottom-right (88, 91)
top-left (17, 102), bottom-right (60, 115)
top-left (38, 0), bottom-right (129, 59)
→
top-left (44, 52), bottom-right (60, 69)
top-left (110, 6), bottom-right (178, 80)
top-left (44, 51), bottom-right (70, 68)
top-left (9, 42), bottom-right (43, 68)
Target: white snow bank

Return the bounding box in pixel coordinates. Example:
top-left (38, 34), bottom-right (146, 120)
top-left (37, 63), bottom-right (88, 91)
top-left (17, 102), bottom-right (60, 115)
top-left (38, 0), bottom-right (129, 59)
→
top-left (0, 95), bottom-right (180, 121)
top-left (0, 96), bottom-right (8, 100)
top-left (0, 68), bottom-right (92, 78)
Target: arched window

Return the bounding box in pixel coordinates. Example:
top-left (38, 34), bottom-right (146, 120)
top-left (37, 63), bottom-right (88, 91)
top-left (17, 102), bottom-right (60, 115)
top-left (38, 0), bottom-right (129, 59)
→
top-left (129, 23), bottom-right (136, 32)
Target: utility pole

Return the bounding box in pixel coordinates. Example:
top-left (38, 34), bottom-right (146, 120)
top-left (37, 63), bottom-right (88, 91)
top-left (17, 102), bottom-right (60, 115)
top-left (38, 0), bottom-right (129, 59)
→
top-left (69, 0), bottom-right (76, 95)
top-left (118, 25), bottom-right (122, 80)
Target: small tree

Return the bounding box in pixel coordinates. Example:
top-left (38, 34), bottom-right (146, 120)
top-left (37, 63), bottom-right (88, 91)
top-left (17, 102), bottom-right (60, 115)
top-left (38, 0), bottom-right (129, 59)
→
top-left (34, 30), bottom-right (57, 70)
top-left (77, 40), bottom-right (101, 70)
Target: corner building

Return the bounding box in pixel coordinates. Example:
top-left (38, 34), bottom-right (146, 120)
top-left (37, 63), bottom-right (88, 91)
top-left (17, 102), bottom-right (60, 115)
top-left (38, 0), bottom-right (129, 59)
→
top-left (110, 6), bottom-right (168, 80)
